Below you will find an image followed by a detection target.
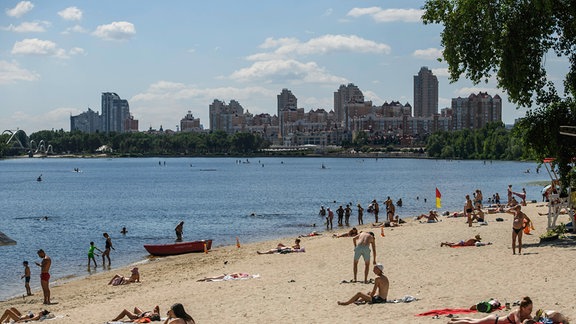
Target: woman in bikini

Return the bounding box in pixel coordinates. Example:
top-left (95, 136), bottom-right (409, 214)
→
top-left (448, 296), bottom-right (533, 324)
top-left (165, 303), bottom-right (195, 324)
top-left (506, 205), bottom-right (532, 255)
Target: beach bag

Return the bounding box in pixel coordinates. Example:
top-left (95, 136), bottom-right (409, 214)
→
top-left (476, 299), bottom-right (500, 313)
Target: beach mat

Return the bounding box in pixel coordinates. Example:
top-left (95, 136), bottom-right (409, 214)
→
top-left (416, 306), bottom-right (504, 316)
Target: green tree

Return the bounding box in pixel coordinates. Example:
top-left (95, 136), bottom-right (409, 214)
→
top-left (423, 0), bottom-right (576, 185)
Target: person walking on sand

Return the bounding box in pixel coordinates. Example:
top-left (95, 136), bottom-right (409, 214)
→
top-left (175, 221), bottom-right (184, 241)
top-left (35, 249), bottom-right (51, 305)
top-left (87, 241), bottom-right (102, 268)
top-left (21, 261), bottom-right (32, 296)
top-left (338, 264), bottom-right (389, 305)
top-left (352, 231), bottom-right (376, 283)
top-left (506, 205), bottom-right (532, 255)
top-left (357, 203), bottom-right (364, 225)
top-left (464, 195), bottom-right (474, 227)
top-left (102, 232), bottom-right (115, 267)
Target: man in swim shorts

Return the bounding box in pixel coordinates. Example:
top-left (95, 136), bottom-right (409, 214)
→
top-left (35, 249), bottom-right (51, 304)
top-left (352, 231), bottom-right (376, 283)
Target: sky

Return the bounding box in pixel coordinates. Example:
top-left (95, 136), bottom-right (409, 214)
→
top-left (0, 0), bottom-right (569, 134)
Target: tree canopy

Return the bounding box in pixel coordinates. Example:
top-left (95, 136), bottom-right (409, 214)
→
top-left (423, 0), bottom-right (576, 187)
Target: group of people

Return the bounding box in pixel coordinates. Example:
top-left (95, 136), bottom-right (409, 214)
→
top-left (111, 303), bottom-right (195, 324)
top-left (320, 196), bottom-right (404, 231)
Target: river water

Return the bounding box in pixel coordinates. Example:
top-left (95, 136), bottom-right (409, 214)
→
top-left (0, 157), bottom-right (549, 301)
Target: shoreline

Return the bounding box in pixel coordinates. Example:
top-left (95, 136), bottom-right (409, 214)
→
top-left (1, 202), bottom-right (574, 323)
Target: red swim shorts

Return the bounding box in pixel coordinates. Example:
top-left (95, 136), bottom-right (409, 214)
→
top-left (40, 273), bottom-right (50, 281)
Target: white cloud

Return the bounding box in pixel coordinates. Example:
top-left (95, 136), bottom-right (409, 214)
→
top-left (431, 68), bottom-right (449, 77)
top-left (63, 25), bottom-right (87, 34)
top-left (9, 107), bottom-right (81, 132)
top-left (6, 1), bottom-right (34, 18)
top-left (11, 38), bottom-right (74, 59)
top-left (230, 59), bottom-right (348, 84)
top-left (0, 60), bottom-right (40, 84)
top-left (12, 38), bottom-right (57, 55)
top-left (454, 87), bottom-right (501, 97)
top-left (93, 21), bottom-right (136, 41)
top-left (2, 21), bottom-right (50, 32)
top-left (347, 7), bottom-right (423, 22)
top-left (58, 7), bottom-right (82, 21)
top-left (322, 8), bottom-right (333, 17)
top-left (69, 47), bottom-right (85, 55)
top-left (413, 47), bottom-right (443, 60)
top-left (249, 34), bottom-right (391, 61)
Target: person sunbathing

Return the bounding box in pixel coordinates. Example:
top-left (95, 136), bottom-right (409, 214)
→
top-left (448, 296), bottom-right (533, 324)
top-left (111, 305), bottom-right (160, 322)
top-left (337, 264), bottom-right (389, 305)
top-left (417, 210), bottom-right (439, 222)
top-left (257, 239), bottom-right (301, 254)
top-left (108, 267), bottom-right (140, 286)
top-left (333, 227), bottom-right (358, 238)
top-left (440, 235), bottom-right (484, 247)
top-left (197, 273), bottom-right (254, 282)
top-left (0, 308), bottom-right (51, 323)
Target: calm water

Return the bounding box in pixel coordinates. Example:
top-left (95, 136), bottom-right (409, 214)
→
top-left (0, 157), bottom-right (548, 301)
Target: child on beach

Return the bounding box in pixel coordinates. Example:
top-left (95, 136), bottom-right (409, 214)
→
top-left (87, 241), bottom-right (102, 268)
top-left (21, 261), bottom-right (32, 296)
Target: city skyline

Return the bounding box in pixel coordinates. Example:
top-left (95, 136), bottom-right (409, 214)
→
top-left (1, 0), bottom-right (569, 134)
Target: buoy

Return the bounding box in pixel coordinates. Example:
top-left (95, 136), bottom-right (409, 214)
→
top-left (380, 226), bottom-right (385, 237)
top-left (236, 237), bottom-right (241, 248)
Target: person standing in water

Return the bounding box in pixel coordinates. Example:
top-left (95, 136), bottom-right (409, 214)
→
top-left (102, 233), bottom-right (115, 267)
top-left (175, 221), bottom-right (184, 241)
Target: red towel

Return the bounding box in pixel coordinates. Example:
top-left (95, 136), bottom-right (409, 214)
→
top-left (415, 308), bottom-right (478, 316)
top-left (416, 306), bottom-right (504, 317)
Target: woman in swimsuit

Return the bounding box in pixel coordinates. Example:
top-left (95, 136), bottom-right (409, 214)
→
top-left (448, 296), bottom-right (533, 324)
top-left (0, 308), bottom-right (50, 323)
top-left (165, 303), bottom-right (195, 324)
top-left (506, 205), bottom-right (532, 255)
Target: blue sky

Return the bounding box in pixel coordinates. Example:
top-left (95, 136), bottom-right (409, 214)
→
top-left (0, 0), bottom-right (569, 134)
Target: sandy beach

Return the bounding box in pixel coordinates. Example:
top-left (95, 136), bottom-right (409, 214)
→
top-left (1, 202), bottom-right (574, 323)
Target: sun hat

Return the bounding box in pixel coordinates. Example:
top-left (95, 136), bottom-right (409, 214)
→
top-left (375, 264), bottom-right (384, 272)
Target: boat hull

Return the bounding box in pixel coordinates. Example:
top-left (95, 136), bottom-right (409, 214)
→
top-left (144, 240), bottom-right (212, 256)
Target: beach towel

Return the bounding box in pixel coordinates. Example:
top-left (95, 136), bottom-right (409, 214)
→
top-left (199, 273), bottom-right (260, 282)
top-left (416, 306), bottom-right (504, 317)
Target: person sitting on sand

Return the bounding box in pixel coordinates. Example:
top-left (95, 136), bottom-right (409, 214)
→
top-left (111, 305), bottom-right (161, 322)
top-left (108, 267), bottom-right (140, 286)
top-left (0, 308), bottom-right (51, 323)
top-left (337, 264), bottom-right (389, 305)
top-left (333, 227), bottom-right (358, 238)
top-left (165, 303), bottom-right (195, 324)
top-left (440, 234), bottom-right (485, 247)
top-left (417, 210), bottom-right (439, 222)
top-left (257, 239), bottom-right (301, 254)
top-left (448, 296), bottom-right (533, 324)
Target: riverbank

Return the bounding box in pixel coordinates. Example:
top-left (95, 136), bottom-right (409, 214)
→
top-left (1, 202), bottom-right (574, 323)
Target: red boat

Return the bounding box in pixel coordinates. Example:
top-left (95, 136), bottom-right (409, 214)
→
top-left (144, 239), bottom-right (212, 256)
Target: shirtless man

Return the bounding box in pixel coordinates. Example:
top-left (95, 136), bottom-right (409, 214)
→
top-left (35, 249), bottom-right (51, 304)
top-left (441, 234), bottom-right (483, 247)
top-left (102, 232), bottom-right (115, 267)
top-left (386, 199), bottom-right (395, 223)
top-left (464, 195), bottom-right (474, 227)
top-left (175, 221), bottom-right (184, 241)
top-left (338, 264), bottom-right (389, 305)
top-left (507, 205), bottom-right (532, 255)
top-left (352, 231), bottom-right (376, 283)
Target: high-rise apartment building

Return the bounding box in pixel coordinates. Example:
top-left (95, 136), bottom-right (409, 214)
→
top-left (70, 92), bottom-right (137, 133)
top-left (413, 67), bottom-right (438, 117)
top-left (101, 92), bottom-right (132, 133)
top-left (334, 83), bottom-right (364, 123)
top-left (277, 89), bottom-right (298, 140)
top-left (180, 111), bottom-right (202, 132)
top-left (451, 92), bottom-right (502, 130)
top-left (209, 99), bottom-right (244, 133)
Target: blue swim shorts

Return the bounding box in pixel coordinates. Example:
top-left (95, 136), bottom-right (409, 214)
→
top-left (354, 244), bottom-right (371, 261)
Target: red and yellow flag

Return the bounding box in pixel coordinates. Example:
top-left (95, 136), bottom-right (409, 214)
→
top-left (435, 188), bottom-right (442, 209)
